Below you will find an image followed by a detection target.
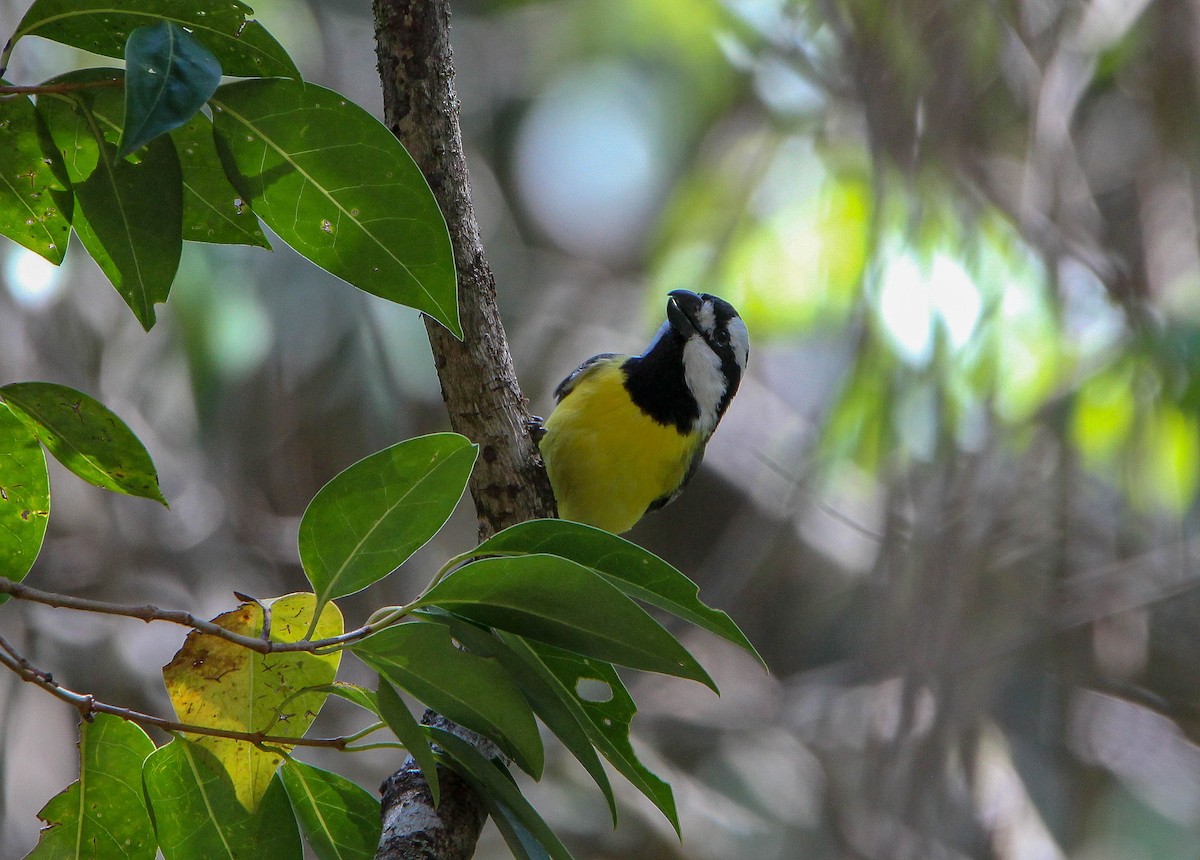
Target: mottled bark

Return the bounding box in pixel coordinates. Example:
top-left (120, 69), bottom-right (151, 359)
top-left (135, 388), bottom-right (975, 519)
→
top-left (371, 1), bottom-right (556, 857)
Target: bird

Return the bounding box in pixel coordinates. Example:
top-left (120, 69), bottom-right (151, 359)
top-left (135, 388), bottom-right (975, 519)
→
top-left (536, 289), bottom-right (749, 534)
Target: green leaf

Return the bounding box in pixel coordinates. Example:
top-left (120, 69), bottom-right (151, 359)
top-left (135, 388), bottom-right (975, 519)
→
top-left (36, 75), bottom-right (181, 330)
top-left (504, 636), bottom-right (680, 835)
top-left (36, 70), bottom-right (127, 180)
top-left (488, 802), bottom-right (554, 860)
top-left (120, 21), bottom-right (222, 158)
top-left (430, 615), bottom-right (616, 823)
top-left (76, 134), bottom-right (181, 329)
top-left (29, 713), bottom-right (157, 860)
top-left (298, 433), bottom-right (477, 609)
top-left (0, 403), bottom-right (48, 589)
top-left (415, 555), bottom-right (718, 691)
top-left (477, 519), bottom-right (764, 665)
top-left (376, 678), bottom-right (440, 806)
top-left (143, 740), bottom-right (302, 860)
top-left (353, 622), bottom-right (543, 777)
top-left (209, 79), bottom-right (460, 335)
top-left (171, 112), bottom-right (269, 247)
top-left (0, 89), bottom-right (71, 263)
top-left (1, 382), bottom-right (166, 504)
top-left (304, 682), bottom-right (379, 717)
top-left (427, 727), bottom-right (574, 860)
top-left (12, 0), bottom-right (298, 79)
top-left (279, 759), bottom-right (380, 860)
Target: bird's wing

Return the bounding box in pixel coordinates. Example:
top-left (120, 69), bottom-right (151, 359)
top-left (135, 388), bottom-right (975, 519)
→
top-left (552, 353), bottom-right (621, 403)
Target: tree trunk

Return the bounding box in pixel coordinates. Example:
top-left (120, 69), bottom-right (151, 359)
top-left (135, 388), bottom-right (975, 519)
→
top-left (372, 1), bottom-right (556, 857)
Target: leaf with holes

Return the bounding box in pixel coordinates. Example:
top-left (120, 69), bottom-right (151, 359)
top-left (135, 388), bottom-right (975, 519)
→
top-left (430, 614), bottom-right (615, 823)
top-left (353, 622), bottom-right (543, 778)
top-left (0, 403), bottom-right (48, 589)
top-left (143, 741), bottom-right (301, 859)
top-left (476, 519), bottom-right (764, 665)
top-left (414, 554), bottom-right (717, 691)
top-left (162, 593), bottom-right (342, 811)
top-left (280, 759), bottom-right (380, 860)
top-left (0, 89), bottom-right (71, 263)
top-left (29, 714), bottom-right (156, 859)
top-left (210, 79), bottom-right (460, 335)
top-left (1, 382), bottom-right (165, 504)
top-left (298, 433), bottom-right (477, 613)
top-left (120, 21), bottom-right (222, 157)
top-left (12, 0), bottom-right (297, 79)
top-left (504, 636), bottom-right (680, 835)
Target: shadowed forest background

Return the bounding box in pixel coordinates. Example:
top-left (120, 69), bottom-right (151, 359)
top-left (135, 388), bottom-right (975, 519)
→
top-left (3, 0), bottom-right (1199, 857)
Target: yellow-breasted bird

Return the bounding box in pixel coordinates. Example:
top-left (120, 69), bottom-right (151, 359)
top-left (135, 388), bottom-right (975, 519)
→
top-left (537, 289), bottom-right (749, 534)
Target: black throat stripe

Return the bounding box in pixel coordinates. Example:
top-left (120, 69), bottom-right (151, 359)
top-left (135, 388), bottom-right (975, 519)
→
top-left (621, 332), bottom-right (699, 435)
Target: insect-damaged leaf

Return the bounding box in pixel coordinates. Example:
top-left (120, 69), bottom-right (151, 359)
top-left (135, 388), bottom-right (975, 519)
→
top-left (162, 593), bottom-right (342, 810)
top-left (1, 381), bottom-right (166, 504)
top-left (0, 402), bottom-right (48, 589)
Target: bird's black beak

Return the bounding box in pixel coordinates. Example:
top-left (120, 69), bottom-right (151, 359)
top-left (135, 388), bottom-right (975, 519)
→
top-left (666, 290), bottom-right (703, 336)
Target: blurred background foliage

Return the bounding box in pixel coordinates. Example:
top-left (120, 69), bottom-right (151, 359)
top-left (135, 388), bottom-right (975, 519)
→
top-left (2, 0), bottom-right (1200, 857)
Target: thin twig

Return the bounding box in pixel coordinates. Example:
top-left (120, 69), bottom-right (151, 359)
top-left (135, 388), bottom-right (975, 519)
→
top-left (0, 630), bottom-right (363, 750)
top-left (0, 79), bottom-right (123, 97)
top-left (0, 577), bottom-right (377, 654)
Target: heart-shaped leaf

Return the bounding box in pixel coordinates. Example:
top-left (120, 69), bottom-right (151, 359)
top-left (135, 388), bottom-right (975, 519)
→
top-left (162, 593), bottom-right (342, 811)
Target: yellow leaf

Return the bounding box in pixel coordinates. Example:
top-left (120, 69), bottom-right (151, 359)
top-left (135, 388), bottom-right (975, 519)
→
top-left (162, 592), bottom-right (342, 810)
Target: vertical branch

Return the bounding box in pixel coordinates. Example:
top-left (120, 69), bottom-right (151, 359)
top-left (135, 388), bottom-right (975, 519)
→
top-left (372, 2), bottom-right (556, 857)
top-left (373, 0), bottom-right (555, 540)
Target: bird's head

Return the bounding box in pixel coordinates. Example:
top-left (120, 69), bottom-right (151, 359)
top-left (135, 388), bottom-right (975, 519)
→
top-left (664, 289), bottom-right (748, 433)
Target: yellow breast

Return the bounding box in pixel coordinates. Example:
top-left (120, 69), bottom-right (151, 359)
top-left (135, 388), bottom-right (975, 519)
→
top-left (540, 360), bottom-right (701, 534)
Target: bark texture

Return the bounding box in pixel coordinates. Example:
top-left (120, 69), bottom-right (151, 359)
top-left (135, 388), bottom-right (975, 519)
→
top-left (373, 0), bottom-right (556, 539)
top-left (372, 1), bottom-right (557, 857)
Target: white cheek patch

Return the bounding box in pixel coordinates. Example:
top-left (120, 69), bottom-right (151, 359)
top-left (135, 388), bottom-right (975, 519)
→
top-left (683, 335), bottom-right (726, 434)
top-left (727, 316), bottom-right (749, 371)
top-left (696, 301), bottom-right (717, 335)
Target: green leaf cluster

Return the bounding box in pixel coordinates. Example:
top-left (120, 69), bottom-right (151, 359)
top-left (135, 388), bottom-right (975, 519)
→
top-left (16, 427), bottom-right (759, 859)
top-left (0, 0), bottom-right (458, 333)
